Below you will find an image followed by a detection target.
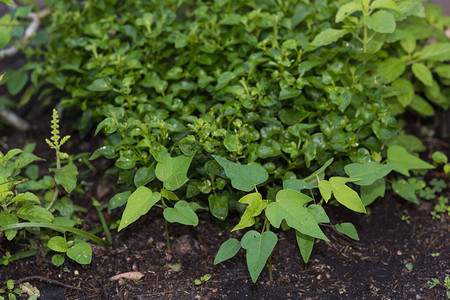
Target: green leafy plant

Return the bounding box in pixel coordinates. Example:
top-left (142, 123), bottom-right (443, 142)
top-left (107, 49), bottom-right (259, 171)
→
top-left (117, 152), bottom-right (200, 250)
top-left (0, 109), bottom-right (108, 266)
top-left (427, 276), bottom-right (450, 299)
top-left (19, 0), bottom-right (448, 223)
top-left (6, 0), bottom-right (449, 282)
top-left (194, 274), bottom-right (211, 286)
top-left (0, 279), bottom-right (37, 300)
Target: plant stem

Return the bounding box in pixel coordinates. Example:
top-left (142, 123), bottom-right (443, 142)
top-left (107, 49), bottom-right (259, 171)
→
top-left (165, 218), bottom-right (171, 251)
top-left (46, 152), bottom-right (61, 211)
top-left (266, 220), bottom-right (273, 282)
top-left (95, 201), bottom-right (112, 245)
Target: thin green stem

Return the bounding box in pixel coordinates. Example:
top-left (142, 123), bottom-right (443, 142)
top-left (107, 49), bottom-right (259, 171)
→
top-left (94, 200), bottom-right (112, 245)
top-left (46, 152), bottom-right (61, 211)
top-left (0, 222), bottom-right (110, 247)
top-left (265, 220), bottom-right (273, 282)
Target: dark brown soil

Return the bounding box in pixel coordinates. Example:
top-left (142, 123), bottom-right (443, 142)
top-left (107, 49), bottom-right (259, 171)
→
top-left (0, 108), bottom-right (449, 300)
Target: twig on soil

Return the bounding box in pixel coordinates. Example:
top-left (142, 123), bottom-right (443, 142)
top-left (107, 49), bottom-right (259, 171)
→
top-left (11, 275), bottom-right (85, 292)
top-left (0, 105), bottom-right (31, 131)
top-left (0, 5), bottom-right (51, 59)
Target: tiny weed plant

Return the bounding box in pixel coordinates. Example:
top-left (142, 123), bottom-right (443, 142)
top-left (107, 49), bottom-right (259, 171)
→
top-left (0, 279), bottom-right (37, 300)
top-left (427, 276), bottom-right (450, 299)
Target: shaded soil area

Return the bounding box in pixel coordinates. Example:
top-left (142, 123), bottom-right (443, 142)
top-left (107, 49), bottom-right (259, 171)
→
top-left (0, 109), bottom-right (448, 300)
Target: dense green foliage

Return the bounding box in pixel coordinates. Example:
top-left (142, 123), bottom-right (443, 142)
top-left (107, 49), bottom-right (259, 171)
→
top-left (18, 1), bottom-right (449, 209)
top-left (1, 0), bottom-right (449, 281)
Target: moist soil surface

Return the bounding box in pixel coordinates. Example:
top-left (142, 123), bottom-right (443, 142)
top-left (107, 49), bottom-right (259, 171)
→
top-left (0, 109), bottom-right (449, 300)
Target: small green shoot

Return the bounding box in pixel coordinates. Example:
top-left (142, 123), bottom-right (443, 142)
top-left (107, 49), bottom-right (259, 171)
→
top-left (194, 274), bottom-right (211, 286)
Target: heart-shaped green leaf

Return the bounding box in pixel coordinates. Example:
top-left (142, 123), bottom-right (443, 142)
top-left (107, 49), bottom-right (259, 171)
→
top-left (266, 196), bottom-right (328, 241)
top-left (163, 200), bottom-right (199, 226)
top-left (212, 155), bottom-right (268, 192)
top-left (156, 153), bottom-right (194, 191)
top-left (67, 243), bottom-right (92, 264)
top-left (387, 146), bottom-right (434, 176)
top-left (344, 162), bottom-right (396, 185)
top-left (118, 187), bottom-right (161, 231)
top-left (241, 230), bottom-right (278, 283)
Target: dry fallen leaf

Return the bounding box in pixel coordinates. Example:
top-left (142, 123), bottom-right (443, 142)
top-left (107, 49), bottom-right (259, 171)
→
top-left (19, 282), bottom-right (40, 297)
top-left (109, 271), bottom-right (145, 281)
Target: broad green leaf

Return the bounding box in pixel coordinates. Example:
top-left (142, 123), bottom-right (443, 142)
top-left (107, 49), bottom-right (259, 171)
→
top-left (4, 148), bottom-right (22, 161)
top-left (417, 43), bottom-right (450, 62)
top-left (387, 145), bottom-right (434, 176)
top-left (118, 187), bottom-right (161, 231)
top-left (13, 6), bottom-right (32, 18)
top-left (376, 57), bottom-right (406, 83)
top-left (434, 65), bottom-right (450, 79)
top-left (53, 163), bottom-right (78, 193)
top-left (214, 238), bottom-right (241, 265)
top-left (224, 134), bottom-right (241, 152)
top-left (232, 193), bottom-right (267, 231)
top-left (318, 180), bottom-right (332, 202)
top-left (47, 236), bottom-right (68, 253)
top-left (400, 33), bottom-right (416, 53)
top-left (335, 2), bottom-right (363, 23)
top-left (208, 193), bottom-right (229, 221)
top-left (163, 200), bottom-right (199, 226)
top-left (0, 23), bottom-right (12, 49)
top-left (412, 63), bottom-right (433, 87)
top-left (134, 166), bottom-right (155, 187)
top-left (10, 192), bottom-right (40, 204)
top-left (241, 230), bottom-right (278, 283)
top-left (108, 191), bottom-right (131, 211)
top-left (391, 78), bottom-right (414, 107)
top-left (283, 179), bottom-right (314, 191)
top-left (212, 155), bottom-right (268, 192)
top-left (17, 205), bottom-right (54, 223)
top-left (310, 28), bottom-right (350, 48)
top-left (52, 254), bottom-right (65, 266)
top-left (266, 197), bottom-right (328, 241)
top-left (155, 153), bottom-right (194, 191)
top-left (307, 204), bottom-right (330, 223)
top-left (361, 178), bottom-right (386, 206)
top-left (432, 151), bottom-right (448, 164)
top-left (363, 11), bottom-right (396, 33)
top-left (335, 222), bottom-right (359, 240)
top-left (344, 162), bottom-right (396, 185)
top-left (326, 177), bottom-right (367, 213)
top-left (66, 243), bottom-right (92, 264)
top-left (275, 189), bottom-right (312, 206)
top-left (409, 95), bottom-right (434, 116)
top-left (0, 212), bottom-right (18, 240)
top-left (392, 179), bottom-right (419, 204)
top-left (295, 231), bottom-right (314, 263)
top-left (86, 77), bottom-right (112, 91)
top-left (370, 0), bottom-right (399, 11)
top-left (7, 71), bottom-right (28, 96)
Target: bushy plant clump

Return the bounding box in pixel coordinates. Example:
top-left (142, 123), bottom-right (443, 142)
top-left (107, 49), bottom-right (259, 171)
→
top-left (19, 0), bottom-right (450, 215)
